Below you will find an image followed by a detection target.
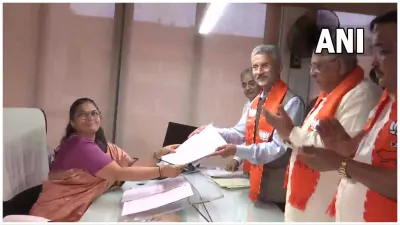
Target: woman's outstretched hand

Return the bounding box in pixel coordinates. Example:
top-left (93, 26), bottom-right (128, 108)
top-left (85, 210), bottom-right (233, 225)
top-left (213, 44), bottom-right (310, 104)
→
top-left (160, 164), bottom-right (187, 178)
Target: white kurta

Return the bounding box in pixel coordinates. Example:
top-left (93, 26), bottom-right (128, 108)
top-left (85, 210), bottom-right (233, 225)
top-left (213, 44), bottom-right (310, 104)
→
top-left (285, 80), bottom-right (382, 222)
top-left (335, 94), bottom-right (395, 222)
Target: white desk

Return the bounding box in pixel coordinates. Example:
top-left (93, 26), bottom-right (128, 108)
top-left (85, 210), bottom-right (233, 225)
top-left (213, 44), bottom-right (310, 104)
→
top-left (80, 172), bottom-right (284, 222)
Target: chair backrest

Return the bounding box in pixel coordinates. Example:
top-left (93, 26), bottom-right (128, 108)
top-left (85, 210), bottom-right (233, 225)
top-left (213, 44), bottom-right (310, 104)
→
top-left (3, 108), bottom-right (49, 217)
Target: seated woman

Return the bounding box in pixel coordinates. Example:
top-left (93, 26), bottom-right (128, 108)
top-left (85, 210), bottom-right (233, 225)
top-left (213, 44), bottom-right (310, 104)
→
top-left (30, 98), bottom-right (186, 222)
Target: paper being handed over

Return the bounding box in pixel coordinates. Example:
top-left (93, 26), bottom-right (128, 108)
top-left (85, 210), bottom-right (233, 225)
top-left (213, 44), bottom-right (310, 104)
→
top-left (161, 124), bottom-right (226, 165)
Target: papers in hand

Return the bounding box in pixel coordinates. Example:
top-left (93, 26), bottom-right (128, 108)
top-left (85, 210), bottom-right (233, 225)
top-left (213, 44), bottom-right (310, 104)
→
top-left (212, 178), bottom-right (250, 189)
top-left (121, 177), bottom-right (194, 216)
top-left (161, 125), bottom-right (227, 165)
top-left (203, 168), bottom-right (244, 178)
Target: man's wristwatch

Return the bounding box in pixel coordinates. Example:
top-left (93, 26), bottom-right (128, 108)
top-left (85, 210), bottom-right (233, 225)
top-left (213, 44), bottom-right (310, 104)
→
top-left (338, 158), bottom-right (351, 179)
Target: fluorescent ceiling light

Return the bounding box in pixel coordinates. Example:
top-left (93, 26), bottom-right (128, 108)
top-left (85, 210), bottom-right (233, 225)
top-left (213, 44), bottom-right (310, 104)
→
top-left (199, 2), bottom-right (229, 35)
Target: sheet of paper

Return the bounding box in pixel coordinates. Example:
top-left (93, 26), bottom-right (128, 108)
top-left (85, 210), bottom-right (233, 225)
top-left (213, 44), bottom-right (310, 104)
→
top-left (121, 182), bottom-right (194, 216)
top-left (121, 176), bottom-right (186, 203)
top-left (203, 168), bottom-right (244, 178)
top-left (212, 178), bottom-right (250, 189)
top-left (161, 125), bottom-right (227, 165)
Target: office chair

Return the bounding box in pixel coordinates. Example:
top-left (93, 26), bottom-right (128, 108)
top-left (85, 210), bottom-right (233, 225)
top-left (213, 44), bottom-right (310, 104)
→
top-left (3, 108), bottom-right (50, 222)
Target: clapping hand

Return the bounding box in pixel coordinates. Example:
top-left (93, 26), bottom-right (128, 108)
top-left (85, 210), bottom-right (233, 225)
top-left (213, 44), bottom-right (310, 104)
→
top-left (316, 119), bottom-right (365, 157)
top-left (263, 105), bottom-right (294, 140)
top-left (298, 146), bottom-right (343, 172)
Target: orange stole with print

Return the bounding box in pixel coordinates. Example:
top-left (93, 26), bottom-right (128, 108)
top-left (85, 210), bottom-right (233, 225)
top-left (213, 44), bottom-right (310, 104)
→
top-left (285, 66), bottom-right (364, 210)
top-left (30, 143), bottom-right (133, 222)
top-left (243, 160), bottom-right (251, 173)
top-left (245, 79), bottom-right (288, 202)
top-left (327, 90), bottom-right (397, 222)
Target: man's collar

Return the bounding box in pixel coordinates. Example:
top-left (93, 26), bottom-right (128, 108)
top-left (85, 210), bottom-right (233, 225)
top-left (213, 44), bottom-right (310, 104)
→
top-left (260, 91), bottom-right (267, 100)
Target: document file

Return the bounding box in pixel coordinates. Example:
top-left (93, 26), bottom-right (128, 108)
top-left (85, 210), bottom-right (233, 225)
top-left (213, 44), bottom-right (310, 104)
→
top-left (212, 178), bottom-right (250, 189)
top-left (121, 176), bottom-right (186, 203)
top-left (161, 125), bottom-right (227, 165)
top-left (203, 168), bottom-right (245, 178)
top-left (121, 182), bottom-right (194, 216)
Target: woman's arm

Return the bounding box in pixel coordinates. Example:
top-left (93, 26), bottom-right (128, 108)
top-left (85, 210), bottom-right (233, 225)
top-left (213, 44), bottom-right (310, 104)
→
top-left (128, 144), bottom-right (181, 167)
top-left (67, 138), bottom-right (185, 182)
top-left (96, 161), bottom-right (185, 181)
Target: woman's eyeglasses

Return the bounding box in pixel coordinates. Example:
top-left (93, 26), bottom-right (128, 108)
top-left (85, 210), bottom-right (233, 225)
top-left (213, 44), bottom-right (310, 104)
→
top-left (76, 110), bottom-right (101, 120)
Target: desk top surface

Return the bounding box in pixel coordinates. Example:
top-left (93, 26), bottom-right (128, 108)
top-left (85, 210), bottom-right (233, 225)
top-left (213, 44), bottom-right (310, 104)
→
top-left (80, 172), bottom-right (284, 222)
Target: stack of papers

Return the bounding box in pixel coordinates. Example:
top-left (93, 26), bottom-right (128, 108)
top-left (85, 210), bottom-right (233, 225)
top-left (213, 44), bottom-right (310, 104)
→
top-left (212, 178), bottom-right (250, 189)
top-left (121, 177), bottom-right (194, 216)
top-left (203, 168), bottom-right (245, 178)
top-left (161, 125), bottom-right (227, 165)
top-left (121, 176), bottom-right (186, 202)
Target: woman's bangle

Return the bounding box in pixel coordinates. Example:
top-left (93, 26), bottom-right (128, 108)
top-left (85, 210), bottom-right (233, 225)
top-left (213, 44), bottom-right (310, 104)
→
top-left (153, 152), bottom-right (161, 162)
top-left (158, 166), bottom-right (162, 178)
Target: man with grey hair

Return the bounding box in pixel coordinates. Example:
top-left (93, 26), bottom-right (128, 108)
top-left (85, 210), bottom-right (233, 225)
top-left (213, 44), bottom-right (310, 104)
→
top-left (263, 45), bottom-right (382, 221)
top-left (209, 44), bottom-right (306, 206)
top-left (189, 68), bottom-right (262, 171)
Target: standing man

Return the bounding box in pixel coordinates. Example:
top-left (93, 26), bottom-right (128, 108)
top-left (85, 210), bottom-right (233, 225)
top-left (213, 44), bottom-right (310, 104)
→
top-left (263, 43), bottom-right (382, 220)
top-left (210, 45), bottom-right (306, 204)
top-left (189, 68), bottom-right (262, 171)
top-left (298, 10), bottom-right (397, 222)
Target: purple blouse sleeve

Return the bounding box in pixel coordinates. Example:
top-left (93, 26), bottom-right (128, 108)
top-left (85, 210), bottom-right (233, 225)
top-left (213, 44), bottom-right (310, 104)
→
top-left (67, 138), bottom-right (113, 175)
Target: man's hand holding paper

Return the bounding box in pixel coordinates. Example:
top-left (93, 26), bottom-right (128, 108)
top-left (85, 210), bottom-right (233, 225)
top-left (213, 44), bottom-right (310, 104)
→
top-left (209, 144), bottom-right (237, 158)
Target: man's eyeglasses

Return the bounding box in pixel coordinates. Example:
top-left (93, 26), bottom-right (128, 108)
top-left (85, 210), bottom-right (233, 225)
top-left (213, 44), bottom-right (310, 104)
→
top-left (310, 58), bottom-right (338, 73)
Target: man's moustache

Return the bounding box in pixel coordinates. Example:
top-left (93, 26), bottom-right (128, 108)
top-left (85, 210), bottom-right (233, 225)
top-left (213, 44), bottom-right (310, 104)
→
top-left (256, 73), bottom-right (268, 78)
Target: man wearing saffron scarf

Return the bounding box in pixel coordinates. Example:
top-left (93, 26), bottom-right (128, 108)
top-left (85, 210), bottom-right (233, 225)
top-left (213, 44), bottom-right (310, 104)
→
top-left (297, 10), bottom-right (397, 222)
top-left (210, 45), bottom-right (306, 205)
top-left (263, 40), bottom-right (382, 220)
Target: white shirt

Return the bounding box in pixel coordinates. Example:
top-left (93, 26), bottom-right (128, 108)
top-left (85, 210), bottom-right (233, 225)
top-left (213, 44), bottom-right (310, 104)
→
top-left (284, 79), bottom-right (382, 222)
top-left (215, 92), bottom-right (306, 165)
top-left (289, 80), bottom-right (382, 148)
top-left (335, 93), bottom-right (395, 222)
